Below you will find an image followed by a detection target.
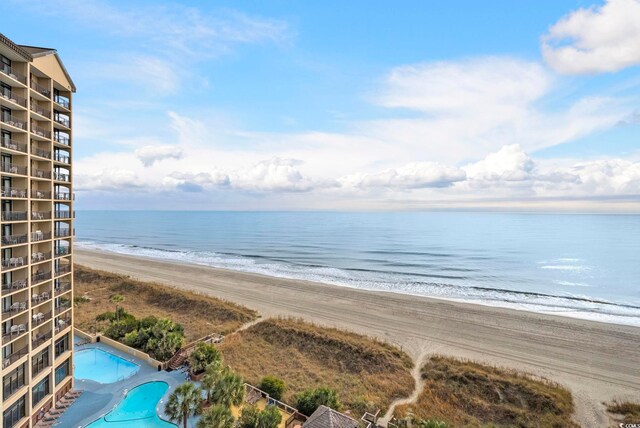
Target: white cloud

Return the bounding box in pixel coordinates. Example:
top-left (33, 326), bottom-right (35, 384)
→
top-left (464, 145), bottom-right (535, 182)
top-left (135, 145), bottom-right (184, 167)
top-left (230, 158), bottom-right (318, 192)
top-left (542, 0), bottom-right (640, 74)
top-left (340, 162), bottom-right (466, 190)
top-left (76, 169), bottom-right (142, 191)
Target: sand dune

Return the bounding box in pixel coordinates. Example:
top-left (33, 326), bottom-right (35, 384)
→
top-left (76, 248), bottom-right (640, 427)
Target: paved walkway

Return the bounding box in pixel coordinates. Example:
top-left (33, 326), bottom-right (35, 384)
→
top-left (56, 337), bottom-right (190, 427)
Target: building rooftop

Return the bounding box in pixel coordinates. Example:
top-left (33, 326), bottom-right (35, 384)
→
top-left (303, 406), bottom-right (359, 428)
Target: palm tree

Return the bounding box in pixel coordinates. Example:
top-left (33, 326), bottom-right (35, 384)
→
top-left (196, 404), bottom-right (235, 428)
top-left (109, 294), bottom-right (124, 320)
top-left (165, 382), bottom-right (204, 428)
top-left (201, 361), bottom-right (224, 403)
top-left (211, 370), bottom-right (245, 407)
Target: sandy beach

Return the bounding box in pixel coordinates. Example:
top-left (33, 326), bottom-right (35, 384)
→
top-left (76, 248), bottom-right (640, 427)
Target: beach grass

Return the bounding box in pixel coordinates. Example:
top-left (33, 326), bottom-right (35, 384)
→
top-left (607, 400), bottom-right (640, 424)
top-left (394, 356), bottom-right (578, 428)
top-left (219, 317), bottom-right (414, 416)
top-left (74, 265), bottom-right (258, 340)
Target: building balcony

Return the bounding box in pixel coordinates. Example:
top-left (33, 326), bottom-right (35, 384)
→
top-left (54, 228), bottom-right (72, 238)
top-left (54, 192), bottom-right (72, 201)
top-left (32, 231), bottom-right (52, 242)
top-left (53, 115), bottom-right (70, 128)
top-left (0, 90), bottom-right (27, 109)
top-left (55, 314), bottom-right (71, 333)
top-left (32, 211), bottom-right (52, 221)
top-left (0, 114), bottom-right (26, 130)
top-left (54, 210), bottom-right (72, 219)
top-left (1, 162), bottom-right (27, 175)
top-left (32, 310), bottom-right (52, 326)
top-left (31, 124), bottom-right (51, 139)
top-left (2, 344), bottom-right (28, 370)
top-left (0, 64), bottom-right (27, 85)
top-left (54, 95), bottom-right (70, 110)
top-left (32, 146), bottom-right (51, 159)
top-left (1, 138), bottom-right (27, 153)
top-left (54, 281), bottom-right (71, 296)
top-left (32, 328), bottom-right (52, 349)
top-left (32, 291), bottom-right (51, 305)
top-left (53, 152), bottom-right (70, 164)
top-left (54, 302), bottom-right (70, 316)
top-left (2, 323), bottom-right (28, 344)
top-left (55, 265), bottom-right (71, 276)
top-left (31, 189), bottom-right (51, 199)
top-left (1, 233), bottom-right (28, 245)
top-left (54, 134), bottom-right (70, 146)
top-left (1, 300), bottom-right (28, 319)
top-left (1, 187), bottom-right (27, 198)
top-left (1, 279), bottom-right (28, 295)
top-left (32, 251), bottom-right (52, 264)
top-left (31, 270), bottom-right (52, 284)
top-left (32, 168), bottom-right (51, 179)
top-left (30, 104), bottom-right (51, 119)
top-left (1, 257), bottom-right (26, 269)
top-left (30, 80), bottom-right (51, 99)
top-left (53, 171), bottom-right (70, 182)
top-left (1, 211), bottom-right (27, 222)
top-left (54, 247), bottom-right (69, 257)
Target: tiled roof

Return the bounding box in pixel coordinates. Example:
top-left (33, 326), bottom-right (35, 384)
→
top-left (0, 33), bottom-right (33, 61)
top-left (303, 406), bottom-right (359, 428)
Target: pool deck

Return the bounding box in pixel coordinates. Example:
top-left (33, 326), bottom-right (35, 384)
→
top-left (56, 337), bottom-right (195, 427)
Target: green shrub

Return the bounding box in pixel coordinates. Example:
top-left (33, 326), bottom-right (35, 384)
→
top-left (258, 376), bottom-right (286, 401)
top-left (189, 343), bottom-right (222, 374)
top-left (416, 420), bottom-right (448, 428)
top-left (239, 404), bottom-right (282, 428)
top-left (239, 405), bottom-right (260, 428)
top-left (295, 387), bottom-right (340, 416)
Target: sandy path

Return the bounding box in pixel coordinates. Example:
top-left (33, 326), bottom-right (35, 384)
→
top-left (76, 249), bottom-right (640, 427)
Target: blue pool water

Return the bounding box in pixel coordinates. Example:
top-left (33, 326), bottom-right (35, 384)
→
top-left (74, 348), bottom-right (139, 383)
top-left (86, 381), bottom-right (175, 427)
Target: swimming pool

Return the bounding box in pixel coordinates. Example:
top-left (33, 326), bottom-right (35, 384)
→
top-left (86, 381), bottom-right (176, 427)
top-left (74, 348), bottom-right (139, 383)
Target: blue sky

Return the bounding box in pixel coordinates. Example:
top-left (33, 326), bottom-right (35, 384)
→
top-left (4, 0), bottom-right (640, 211)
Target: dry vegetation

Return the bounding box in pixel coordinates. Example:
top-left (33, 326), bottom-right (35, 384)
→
top-left (74, 265), bottom-right (257, 340)
top-left (219, 318), bottom-right (414, 415)
top-left (607, 400), bottom-right (640, 425)
top-left (394, 356), bottom-right (577, 428)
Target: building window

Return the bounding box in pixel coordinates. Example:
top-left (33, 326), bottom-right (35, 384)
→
top-left (32, 348), bottom-right (50, 377)
top-left (32, 376), bottom-right (50, 407)
top-left (54, 359), bottom-right (69, 385)
top-left (0, 55), bottom-right (10, 74)
top-left (54, 334), bottom-right (69, 358)
top-left (2, 363), bottom-right (25, 400)
top-left (2, 394), bottom-right (25, 428)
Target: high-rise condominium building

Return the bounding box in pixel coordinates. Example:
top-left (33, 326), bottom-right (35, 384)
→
top-left (0, 33), bottom-right (74, 428)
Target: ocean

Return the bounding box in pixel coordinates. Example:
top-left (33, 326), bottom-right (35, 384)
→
top-left (75, 211), bottom-right (640, 326)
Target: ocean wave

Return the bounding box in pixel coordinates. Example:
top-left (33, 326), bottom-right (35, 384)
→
top-left (76, 241), bottom-right (640, 327)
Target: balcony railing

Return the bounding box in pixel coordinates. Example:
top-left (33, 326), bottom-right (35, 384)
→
top-left (53, 115), bottom-right (70, 128)
top-left (0, 163), bottom-right (27, 175)
top-left (54, 281), bottom-right (71, 296)
top-left (1, 257), bottom-right (26, 269)
top-left (55, 265), bottom-right (71, 276)
top-left (1, 279), bottom-right (27, 294)
top-left (54, 229), bottom-right (72, 238)
top-left (54, 171), bottom-right (70, 182)
top-left (32, 310), bottom-right (52, 326)
top-left (0, 91), bottom-right (27, 108)
top-left (1, 138), bottom-right (27, 153)
top-left (32, 168), bottom-right (51, 179)
top-left (55, 314), bottom-right (71, 332)
top-left (0, 114), bottom-right (26, 130)
top-left (32, 329), bottom-right (52, 348)
top-left (31, 123), bottom-right (51, 138)
top-left (32, 270), bottom-right (52, 284)
top-left (2, 324), bottom-right (27, 343)
top-left (32, 146), bottom-right (51, 159)
top-left (54, 134), bottom-right (70, 145)
top-left (1, 187), bottom-right (27, 198)
top-left (2, 345), bottom-right (28, 370)
top-left (32, 251), bottom-right (52, 263)
top-left (54, 96), bottom-right (70, 109)
top-left (54, 192), bottom-right (71, 201)
top-left (0, 64), bottom-right (27, 85)
top-left (1, 211), bottom-right (27, 222)
top-left (32, 211), bottom-right (51, 220)
top-left (31, 189), bottom-right (51, 199)
top-left (32, 231), bottom-right (52, 242)
top-left (2, 373), bottom-right (26, 400)
top-left (1, 233), bottom-right (28, 245)
top-left (55, 302), bottom-right (71, 315)
top-left (31, 80), bottom-right (51, 98)
top-left (54, 211), bottom-right (71, 219)
top-left (55, 247), bottom-right (70, 257)
top-left (30, 104), bottom-right (51, 119)
top-left (54, 152), bottom-right (70, 164)
top-left (2, 300), bottom-right (27, 317)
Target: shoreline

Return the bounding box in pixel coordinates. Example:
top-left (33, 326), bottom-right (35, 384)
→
top-left (75, 248), bottom-right (640, 427)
